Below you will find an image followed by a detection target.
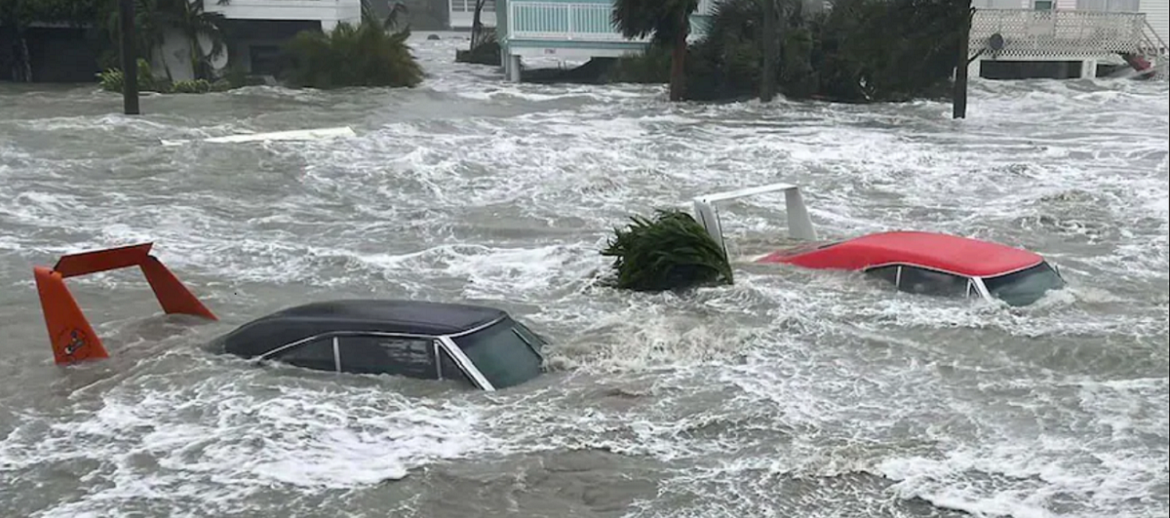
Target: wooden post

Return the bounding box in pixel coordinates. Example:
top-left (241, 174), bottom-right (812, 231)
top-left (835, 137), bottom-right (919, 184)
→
top-left (953, 1), bottom-right (971, 119)
top-left (761, 0), bottom-right (778, 102)
top-left (119, 0), bottom-right (140, 115)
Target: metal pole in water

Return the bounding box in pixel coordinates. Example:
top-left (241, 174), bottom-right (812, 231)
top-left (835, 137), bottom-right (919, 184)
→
top-left (953, 1), bottom-right (972, 119)
top-left (119, 0), bottom-right (140, 115)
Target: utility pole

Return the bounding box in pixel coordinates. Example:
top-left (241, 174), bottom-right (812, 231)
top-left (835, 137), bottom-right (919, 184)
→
top-left (761, 0), bottom-right (778, 102)
top-left (119, 0), bottom-right (140, 115)
top-left (953, 0), bottom-right (972, 119)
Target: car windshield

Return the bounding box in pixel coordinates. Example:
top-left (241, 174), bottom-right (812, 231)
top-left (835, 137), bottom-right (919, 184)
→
top-left (982, 261), bottom-right (1065, 306)
top-left (452, 317), bottom-right (546, 390)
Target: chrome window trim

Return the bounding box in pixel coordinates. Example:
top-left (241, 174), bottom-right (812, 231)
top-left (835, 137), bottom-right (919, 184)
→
top-left (258, 330), bottom-right (439, 361)
top-left (971, 277), bottom-right (994, 302)
top-left (445, 315), bottom-right (509, 339)
top-left (332, 337), bottom-right (341, 373)
top-left (510, 327), bottom-right (543, 359)
top-left (439, 335), bottom-right (495, 391)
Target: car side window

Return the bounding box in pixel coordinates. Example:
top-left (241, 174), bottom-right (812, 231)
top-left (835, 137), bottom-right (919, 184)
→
top-left (339, 335), bottom-right (437, 378)
top-left (864, 265), bottom-right (900, 287)
top-left (897, 266), bottom-right (968, 297)
top-left (275, 338), bottom-right (338, 372)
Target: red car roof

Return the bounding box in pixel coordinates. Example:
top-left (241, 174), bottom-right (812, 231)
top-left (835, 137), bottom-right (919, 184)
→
top-left (755, 231), bottom-right (1045, 278)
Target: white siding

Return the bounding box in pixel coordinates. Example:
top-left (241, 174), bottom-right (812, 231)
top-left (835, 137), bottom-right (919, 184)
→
top-left (1140, 0), bottom-right (1169, 46)
top-left (1077, 0), bottom-right (1141, 11)
top-left (972, 0), bottom-right (1031, 8)
top-left (450, 0), bottom-right (496, 29)
top-left (1056, 0), bottom-right (1077, 8)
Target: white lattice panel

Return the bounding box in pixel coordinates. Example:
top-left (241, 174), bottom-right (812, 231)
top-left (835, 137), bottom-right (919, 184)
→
top-left (972, 8), bottom-right (1147, 57)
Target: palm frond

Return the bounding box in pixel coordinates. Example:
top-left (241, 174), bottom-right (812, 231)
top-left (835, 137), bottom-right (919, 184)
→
top-left (601, 209), bottom-right (733, 292)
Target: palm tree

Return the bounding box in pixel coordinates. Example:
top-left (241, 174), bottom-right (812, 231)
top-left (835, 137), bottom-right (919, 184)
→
top-left (612, 0), bottom-right (699, 101)
top-left (361, 0), bottom-right (410, 33)
top-left (470, 0), bottom-right (491, 50)
top-left (163, 0), bottom-right (229, 81)
top-left (103, 0), bottom-right (228, 81)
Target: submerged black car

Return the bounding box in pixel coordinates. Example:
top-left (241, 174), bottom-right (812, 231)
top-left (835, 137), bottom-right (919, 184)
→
top-left (216, 299), bottom-right (549, 391)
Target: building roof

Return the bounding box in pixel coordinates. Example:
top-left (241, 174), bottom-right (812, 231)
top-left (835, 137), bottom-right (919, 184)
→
top-left (757, 231), bottom-right (1045, 278)
top-left (219, 299), bottom-right (508, 358)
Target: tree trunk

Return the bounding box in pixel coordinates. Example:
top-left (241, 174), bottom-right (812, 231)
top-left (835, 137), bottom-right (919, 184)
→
top-left (761, 0), bottom-right (778, 102)
top-left (953, 2), bottom-right (972, 119)
top-left (19, 36), bottom-right (32, 82)
top-left (471, 0), bottom-right (486, 49)
top-left (668, 12), bottom-right (689, 102)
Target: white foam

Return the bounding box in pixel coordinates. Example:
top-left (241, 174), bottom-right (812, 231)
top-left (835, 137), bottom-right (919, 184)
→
top-left (1, 365), bottom-right (498, 516)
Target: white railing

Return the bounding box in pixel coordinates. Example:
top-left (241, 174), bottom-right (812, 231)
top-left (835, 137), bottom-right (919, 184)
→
top-left (507, 1), bottom-right (716, 42)
top-left (509, 2), bottom-right (648, 42)
top-left (971, 8), bottom-right (1148, 57)
top-left (451, 0), bottom-right (496, 13)
top-left (206, 0), bottom-right (360, 24)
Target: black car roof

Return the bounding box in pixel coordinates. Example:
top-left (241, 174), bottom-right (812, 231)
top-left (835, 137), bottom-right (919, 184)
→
top-left (219, 299), bottom-right (509, 358)
top-left (267, 299), bottom-right (506, 333)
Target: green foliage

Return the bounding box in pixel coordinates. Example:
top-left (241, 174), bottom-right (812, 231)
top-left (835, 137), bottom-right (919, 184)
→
top-left (612, 0), bottom-right (698, 46)
top-left (2, 0), bottom-right (103, 27)
top-left (170, 78), bottom-right (211, 93)
top-left (611, 0), bottom-right (967, 104)
top-left (612, 0), bottom-right (700, 100)
top-left (605, 44), bottom-right (671, 84)
top-left (600, 209), bottom-right (734, 293)
top-left (811, 0), bottom-right (967, 102)
top-left (780, 26), bottom-right (817, 99)
top-left (97, 58), bottom-right (161, 92)
top-left (98, 0), bottom-right (230, 81)
top-left (97, 60), bottom-right (230, 93)
top-left (362, 0), bottom-right (410, 33)
top-left (282, 21), bottom-right (423, 89)
top-left (456, 28), bottom-right (500, 66)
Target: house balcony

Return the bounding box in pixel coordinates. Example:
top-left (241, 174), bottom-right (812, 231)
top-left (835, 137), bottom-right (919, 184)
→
top-left (970, 8), bottom-right (1165, 78)
top-left (505, 0), bottom-right (719, 44)
top-left (971, 8), bottom-right (1156, 58)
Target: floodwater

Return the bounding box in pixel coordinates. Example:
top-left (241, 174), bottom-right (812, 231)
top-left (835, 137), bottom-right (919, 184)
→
top-left (1, 32), bottom-right (1167, 518)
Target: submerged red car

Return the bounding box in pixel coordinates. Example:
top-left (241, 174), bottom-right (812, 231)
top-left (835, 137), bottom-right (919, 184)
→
top-left (692, 183), bottom-right (1066, 306)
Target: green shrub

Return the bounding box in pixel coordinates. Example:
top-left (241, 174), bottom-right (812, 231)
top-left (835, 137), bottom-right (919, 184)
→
top-left (600, 209), bottom-right (733, 293)
top-left (170, 79), bottom-right (212, 93)
top-left (604, 44), bottom-right (671, 84)
top-left (605, 0), bottom-right (967, 103)
top-left (282, 21), bottom-right (423, 89)
top-left (97, 58), bottom-right (160, 92)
